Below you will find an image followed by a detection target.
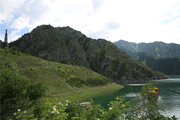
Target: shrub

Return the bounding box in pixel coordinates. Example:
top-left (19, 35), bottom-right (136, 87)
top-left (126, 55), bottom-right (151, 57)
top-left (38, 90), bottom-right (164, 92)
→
top-left (0, 57), bottom-right (46, 119)
top-left (125, 80), bottom-right (166, 120)
top-left (66, 77), bottom-right (88, 88)
top-left (86, 78), bottom-right (107, 86)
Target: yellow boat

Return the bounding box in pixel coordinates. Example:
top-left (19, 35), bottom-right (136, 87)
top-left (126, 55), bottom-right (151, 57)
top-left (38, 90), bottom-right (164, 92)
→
top-left (149, 87), bottom-right (159, 99)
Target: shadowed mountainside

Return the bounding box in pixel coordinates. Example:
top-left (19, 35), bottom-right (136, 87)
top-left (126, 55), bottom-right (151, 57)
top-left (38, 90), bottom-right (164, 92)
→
top-left (133, 52), bottom-right (180, 75)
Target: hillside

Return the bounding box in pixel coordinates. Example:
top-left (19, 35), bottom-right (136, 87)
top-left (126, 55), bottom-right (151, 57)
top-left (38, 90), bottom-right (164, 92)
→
top-left (114, 40), bottom-right (180, 58)
top-left (10, 25), bottom-right (90, 68)
top-left (9, 24), bottom-right (166, 81)
top-left (0, 49), bottom-right (113, 94)
top-left (134, 52), bottom-right (180, 75)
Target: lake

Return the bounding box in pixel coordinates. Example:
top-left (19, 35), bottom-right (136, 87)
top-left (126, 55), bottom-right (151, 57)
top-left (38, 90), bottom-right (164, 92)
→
top-left (90, 77), bottom-right (180, 118)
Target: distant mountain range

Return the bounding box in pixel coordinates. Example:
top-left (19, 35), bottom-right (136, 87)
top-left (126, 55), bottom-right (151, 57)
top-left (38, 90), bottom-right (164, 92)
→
top-left (9, 25), bottom-right (166, 81)
top-left (114, 40), bottom-right (180, 75)
top-left (114, 40), bottom-right (180, 58)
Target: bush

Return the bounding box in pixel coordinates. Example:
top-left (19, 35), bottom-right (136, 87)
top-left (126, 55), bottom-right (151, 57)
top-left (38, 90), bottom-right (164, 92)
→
top-left (86, 78), bottom-right (107, 86)
top-left (125, 80), bottom-right (166, 120)
top-left (66, 77), bottom-right (88, 88)
top-left (0, 57), bottom-right (46, 119)
top-left (6, 81), bottom-right (178, 120)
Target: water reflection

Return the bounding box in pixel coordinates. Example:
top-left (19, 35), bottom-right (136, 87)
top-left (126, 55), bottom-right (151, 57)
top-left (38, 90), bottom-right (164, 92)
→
top-left (124, 93), bottom-right (137, 97)
top-left (90, 78), bottom-right (180, 118)
top-left (127, 84), bottom-right (145, 86)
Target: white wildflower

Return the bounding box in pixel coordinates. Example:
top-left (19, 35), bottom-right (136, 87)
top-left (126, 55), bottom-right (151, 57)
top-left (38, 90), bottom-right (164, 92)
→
top-left (59, 102), bottom-right (61, 104)
top-left (56, 111), bottom-right (60, 114)
top-left (109, 107), bottom-right (112, 110)
top-left (18, 109), bottom-right (21, 112)
top-left (66, 103), bottom-right (68, 106)
top-left (51, 111), bottom-right (55, 114)
top-left (66, 100), bottom-right (69, 102)
top-left (97, 118), bottom-right (100, 120)
top-left (53, 107), bottom-right (56, 111)
top-left (24, 111), bottom-right (27, 114)
top-left (13, 113), bottom-right (16, 115)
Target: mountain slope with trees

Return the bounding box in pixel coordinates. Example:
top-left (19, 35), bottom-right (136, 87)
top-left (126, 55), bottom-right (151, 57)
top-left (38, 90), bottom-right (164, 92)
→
top-left (9, 24), bottom-right (166, 81)
top-left (114, 40), bottom-right (180, 58)
top-left (114, 40), bottom-right (180, 75)
top-left (133, 52), bottom-right (180, 75)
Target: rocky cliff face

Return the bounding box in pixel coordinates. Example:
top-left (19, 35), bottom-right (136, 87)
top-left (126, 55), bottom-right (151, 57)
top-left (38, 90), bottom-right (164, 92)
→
top-left (10, 25), bottom-right (166, 81)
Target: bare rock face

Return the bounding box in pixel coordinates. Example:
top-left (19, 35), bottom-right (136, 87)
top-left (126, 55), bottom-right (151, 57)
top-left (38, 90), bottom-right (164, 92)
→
top-left (10, 25), bottom-right (166, 81)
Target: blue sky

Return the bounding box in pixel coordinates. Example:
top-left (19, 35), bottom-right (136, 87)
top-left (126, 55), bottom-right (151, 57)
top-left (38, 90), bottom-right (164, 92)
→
top-left (0, 0), bottom-right (180, 44)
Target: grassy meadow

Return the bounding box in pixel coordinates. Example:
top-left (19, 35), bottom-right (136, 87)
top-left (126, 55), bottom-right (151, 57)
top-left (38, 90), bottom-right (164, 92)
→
top-left (1, 49), bottom-right (122, 102)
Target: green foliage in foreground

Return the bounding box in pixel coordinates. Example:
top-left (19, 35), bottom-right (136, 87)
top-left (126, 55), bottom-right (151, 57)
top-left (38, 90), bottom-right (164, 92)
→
top-left (0, 51), bottom-right (46, 119)
top-left (3, 74), bottom-right (178, 120)
top-left (7, 96), bottom-right (178, 120)
top-left (125, 81), bottom-right (166, 120)
top-left (8, 97), bottom-right (129, 120)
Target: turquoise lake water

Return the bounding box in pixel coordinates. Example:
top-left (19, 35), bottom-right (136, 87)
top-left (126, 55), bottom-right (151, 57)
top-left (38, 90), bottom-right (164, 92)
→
top-left (90, 77), bottom-right (180, 118)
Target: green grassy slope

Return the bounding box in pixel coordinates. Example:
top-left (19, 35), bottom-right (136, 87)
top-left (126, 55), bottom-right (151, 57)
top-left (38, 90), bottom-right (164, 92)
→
top-left (0, 49), bottom-right (113, 95)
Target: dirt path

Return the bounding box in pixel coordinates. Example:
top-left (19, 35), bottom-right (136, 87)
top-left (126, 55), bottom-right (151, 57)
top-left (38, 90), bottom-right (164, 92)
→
top-left (17, 67), bottom-right (124, 99)
top-left (17, 66), bottom-right (51, 71)
top-left (50, 83), bottom-right (123, 97)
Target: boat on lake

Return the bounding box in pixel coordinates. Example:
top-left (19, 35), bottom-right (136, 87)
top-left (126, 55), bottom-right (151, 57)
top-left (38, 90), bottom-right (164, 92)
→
top-left (149, 87), bottom-right (159, 99)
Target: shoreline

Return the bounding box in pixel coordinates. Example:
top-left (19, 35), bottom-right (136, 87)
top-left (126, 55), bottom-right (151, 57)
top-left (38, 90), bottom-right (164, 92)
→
top-left (113, 76), bottom-right (169, 83)
top-left (81, 86), bottom-right (124, 101)
top-left (49, 83), bottom-right (124, 102)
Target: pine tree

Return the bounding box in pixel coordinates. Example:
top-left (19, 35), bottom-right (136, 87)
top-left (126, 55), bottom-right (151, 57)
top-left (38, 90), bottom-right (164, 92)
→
top-left (4, 29), bottom-right (8, 47)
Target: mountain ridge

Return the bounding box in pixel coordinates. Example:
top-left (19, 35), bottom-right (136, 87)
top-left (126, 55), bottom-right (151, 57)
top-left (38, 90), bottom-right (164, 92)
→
top-left (114, 40), bottom-right (180, 58)
top-left (114, 40), bottom-right (180, 75)
top-left (9, 24), bottom-right (166, 81)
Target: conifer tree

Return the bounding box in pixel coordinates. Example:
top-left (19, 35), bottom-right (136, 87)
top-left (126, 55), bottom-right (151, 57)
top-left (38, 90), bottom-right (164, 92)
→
top-left (4, 29), bottom-right (8, 47)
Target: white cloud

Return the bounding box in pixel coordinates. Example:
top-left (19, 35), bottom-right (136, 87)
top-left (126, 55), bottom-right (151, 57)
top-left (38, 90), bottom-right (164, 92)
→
top-left (0, 0), bottom-right (180, 44)
top-left (0, 0), bottom-right (25, 23)
top-left (10, 16), bottom-right (30, 31)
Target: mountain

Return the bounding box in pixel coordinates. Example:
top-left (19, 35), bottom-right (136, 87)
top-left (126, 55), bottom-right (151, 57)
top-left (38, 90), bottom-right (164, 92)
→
top-left (133, 52), bottom-right (180, 75)
top-left (114, 40), bottom-right (180, 58)
top-left (9, 24), bottom-right (166, 81)
top-left (10, 25), bottom-right (90, 68)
